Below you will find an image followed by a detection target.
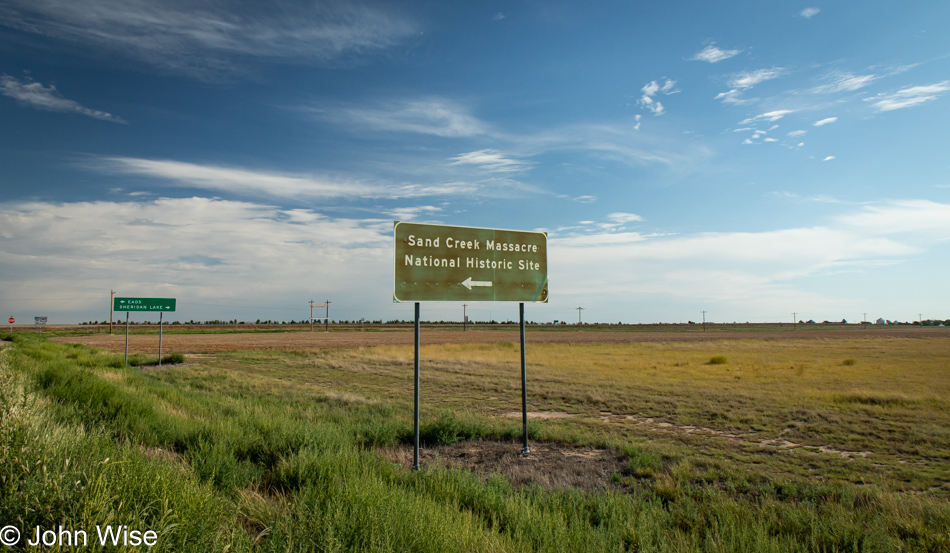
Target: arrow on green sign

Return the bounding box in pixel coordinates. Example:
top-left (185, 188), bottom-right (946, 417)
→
top-left (113, 297), bottom-right (177, 312)
top-left (461, 277), bottom-right (493, 290)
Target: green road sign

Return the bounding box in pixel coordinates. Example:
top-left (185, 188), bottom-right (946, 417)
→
top-left (113, 297), bottom-right (177, 312)
top-left (394, 221), bottom-right (548, 302)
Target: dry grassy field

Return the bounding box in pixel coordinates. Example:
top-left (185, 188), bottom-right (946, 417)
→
top-left (4, 326), bottom-right (949, 551)
top-left (52, 324), bottom-right (948, 353)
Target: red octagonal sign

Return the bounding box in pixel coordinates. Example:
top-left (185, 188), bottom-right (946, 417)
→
top-left (7, 317), bottom-right (14, 324)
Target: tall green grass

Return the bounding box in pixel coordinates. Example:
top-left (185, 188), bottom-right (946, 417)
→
top-left (3, 333), bottom-right (949, 552)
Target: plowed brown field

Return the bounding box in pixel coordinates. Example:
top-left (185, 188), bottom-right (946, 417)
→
top-left (52, 326), bottom-right (949, 354)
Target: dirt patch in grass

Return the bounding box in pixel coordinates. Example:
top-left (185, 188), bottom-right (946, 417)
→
top-left (381, 440), bottom-right (626, 492)
top-left (500, 410), bottom-right (576, 420)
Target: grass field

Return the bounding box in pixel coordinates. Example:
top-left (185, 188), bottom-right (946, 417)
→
top-left (1, 331), bottom-right (948, 551)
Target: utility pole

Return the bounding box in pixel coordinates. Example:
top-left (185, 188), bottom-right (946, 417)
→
top-left (701, 310), bottom-right (707, 332)
top-left (310, 299), bottom-right (314, 332)
top-left (576, 307), bottom-right (584, 324)
top-left (110, 289), bottom-right (115, 335)
top-left (325, 299), bottom-right (330, 332)
top-left (792, 312), bottom-right (797, 330)
top-left (919, 313), bottom-right (923, 324)
top-left (463, 304), bottom-right (468, 331)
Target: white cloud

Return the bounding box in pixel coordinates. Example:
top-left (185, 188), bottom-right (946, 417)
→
top-left (836, 200), bottom-right (950, 238)
top-left (823, 156), bottom-right (835, 161)
top-left (813, 117), bottom-right (838, 126)
top-left (787, 130), bottom-right (807, 137)
top-left (548, 201), bottom-right (950, 315)
top-left (867, 82), bottom-right (950, 112)
top-left (492, 12), bottom-right (505, 21)
top-left (637, 79), bottom-right (677, 116)
top-left (800, 7), bottom-right (821, 18)
top-left (449, 150), bottom-right (530, 173)
top-left (739, 110), bottom-right (794, 124)
top-left (607, 212), bottom-right (643, 224)
top-left (313, 98), bottom-right (488, 137)
top-left (764, 138), bottom-right (778, 142)
top-left (633, 114), bottom-right (641, 131)
top-left (573, 195), bottom-right (597, 204)
top-left (385, 205), bottom-right (442, 221)
top-left (0, 0), bottom-right (417, 78)
top-left (87, 157), bottom-right (479, 199)
top-left (716, 68), bottom-right (784, 104)
top-left (729, 68), bottom-right (784, 89)
top-left (0, 75), bottom-right (126, 123)
top-left (0, 197), bottom-right (392, 321)
top-left (714, 89), bottom-right (751, 105)
top-left (690, 43), bottom-right (741, 63)
top-left (812, 72), bottom-right (877, 94)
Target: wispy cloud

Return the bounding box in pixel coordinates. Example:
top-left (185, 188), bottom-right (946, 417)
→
top-left (836, 200), bottom-right (950, 238)
top-left (0, 0), bottom-right (417, 77)
top-left (638, 79), bottom-right (678, 116)
top-left (800, 7), bottom-right (821, 19)
top-left (449, 150), bottom-right (530, 173)
top-left (86, 157), bottom-right (478, 199)
top-left (549, 201), bottom-right (950, 314)
top-left (729, 68), bottom-right (784, 89)
top-left (385, 205), bottom-right (442, 221)
top-left (739, 110), bottom-right (794, 124)
top-left (823, 156), bottom-right (835, 161)
top-left (690, 43), bottom-right (741, 63)
top-left (310, 98), bottom-right (488, 137)
top-left (715, 68), bottom-right (784, 105)
top-left (787, 130), bottom-right (807, 137)
top-left (0, 75), bottom-right (126, 123)
top-left (813, 117), bottom-right (837, 126)
top-left (607, 212), bottom-right (643, 224)
top-left (811, 72), bottom-right (877, 94)
top-left (866, 82), bottom-right (950, 112)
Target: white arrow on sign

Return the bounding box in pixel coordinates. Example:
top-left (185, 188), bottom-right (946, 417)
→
top-left (461, 277), bottom-right (493, 290)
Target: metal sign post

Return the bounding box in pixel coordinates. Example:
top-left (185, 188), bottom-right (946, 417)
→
top-left (114, 297), bottom-right (176, 366)
top-left (394, 222), bottom-right (547, 468)
top-left (521, 312), bottom-right (531, 456)
top-left (413, 302), bottom-right (421, 471)
top-left (158, 311), bottom-right (163, 367)
top-left (125, 312), bottom-right (130, 364)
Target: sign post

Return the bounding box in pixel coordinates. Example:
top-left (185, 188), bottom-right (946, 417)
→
top-left (394, 222), bottom-right (547, 467)
top-left (7, 316), bottom-right (13, 332)
top-left (113, 298), bottom-right (176, 365)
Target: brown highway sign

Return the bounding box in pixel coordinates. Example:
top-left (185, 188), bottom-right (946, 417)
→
top-left (393, 221), bottom-right (548, 303)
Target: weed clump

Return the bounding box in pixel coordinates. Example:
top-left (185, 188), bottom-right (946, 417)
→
top-left (126, 352), bottom-right (186, 366)
top-left (707, 355), bottom-right (728, 365)
top-left (842, 358), bottom-right (857, 366)
top-left (624, 448), bottom-right (662, 477)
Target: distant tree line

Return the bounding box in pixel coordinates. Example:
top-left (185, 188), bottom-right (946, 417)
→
top-left (74, 318), bottom-right (949, 327)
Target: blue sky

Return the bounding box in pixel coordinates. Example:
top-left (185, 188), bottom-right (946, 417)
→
top-left (1, 1), bottom-right (949, 325)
